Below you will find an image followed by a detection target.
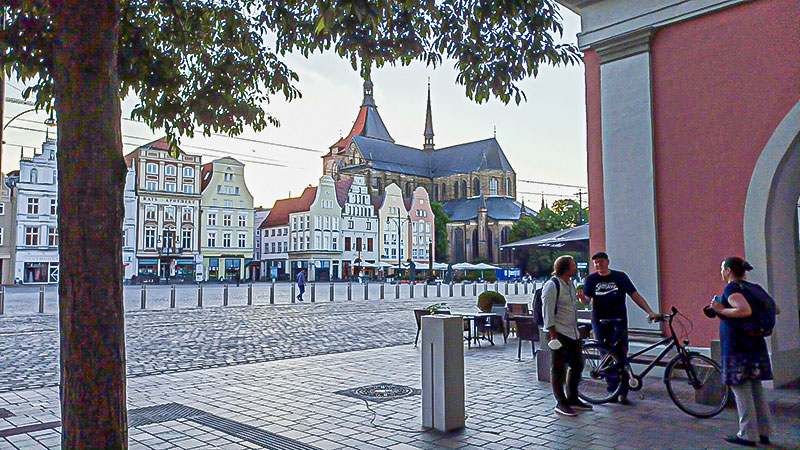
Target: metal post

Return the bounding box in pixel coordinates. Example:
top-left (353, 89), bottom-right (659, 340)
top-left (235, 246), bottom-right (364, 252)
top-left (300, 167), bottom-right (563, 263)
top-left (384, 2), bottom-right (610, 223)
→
top-left (311, 283), bottom-right (316, 303)
top-left (473, 282), bottom-right (477, 296)
top-left (515, 282), bottom-right (519, 296)
top-left (524, 281), bottom-right (528, 295)
top-left (247, 283), bottom-right (253, 306)
top-left (395, 284), bottom-right (399, 299)
top-left (364, 282), bottom-right (368, 300)
top-left (461, 283), bottom-right (465, 297)
top-left (347, 282), bottom-right (352, 301)
top-left (495, 282), bottom-right (499, 292)
top-left (437, 282), bottom-right (441, 298)
top-left (505, 282), bottom-right (508, 295)
top-left (292, 284), bottom-right (296, 303)
top-left (198, 284), bottom-right (203, 307)
top-left (449, 283), bottom-right (453, 297)
top-left (330, 283), bottom-right (334, 302)
top-left (170, 284), bottom-right (176, 308)
top-left (38, 286), bottom-right (45, 313)
top-left (0, 286), bottom-right (4, 315)
top-left (270, 280), bottom-right (275, 304)
top-left (424, 283), bottom-right (428, 298)
top-left (223, 283), bottom-right (229, 306)
top-left (380, 283), bottom-right (385, 300)
top-left (410, 282), bottom-right (414, 298)
top-left (140, 285), bottom-right (146, 310)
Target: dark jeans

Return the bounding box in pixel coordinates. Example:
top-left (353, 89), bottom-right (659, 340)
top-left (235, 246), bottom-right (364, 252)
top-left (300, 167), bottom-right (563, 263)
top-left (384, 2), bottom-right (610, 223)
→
top-left (298, 284), bottom-right (305, 299)
top-left (550, 333), bottom-right (584, 405)
top-left (592, 320), bottom-right (629, 398)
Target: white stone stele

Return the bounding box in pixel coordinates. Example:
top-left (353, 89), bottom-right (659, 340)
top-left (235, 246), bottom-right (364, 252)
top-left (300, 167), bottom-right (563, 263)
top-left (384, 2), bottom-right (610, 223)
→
top-left (421, 315), bottom-right (465, 432)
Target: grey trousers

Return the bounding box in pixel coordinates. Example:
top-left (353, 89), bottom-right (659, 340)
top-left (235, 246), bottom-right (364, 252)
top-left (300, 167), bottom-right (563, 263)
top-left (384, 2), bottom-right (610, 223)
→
top-left (730, 379), bottom-right (771, 441)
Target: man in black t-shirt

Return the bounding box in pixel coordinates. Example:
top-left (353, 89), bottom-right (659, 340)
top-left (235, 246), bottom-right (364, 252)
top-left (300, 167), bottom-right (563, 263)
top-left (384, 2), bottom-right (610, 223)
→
top-left (582, 252), bottom-right (658, 403)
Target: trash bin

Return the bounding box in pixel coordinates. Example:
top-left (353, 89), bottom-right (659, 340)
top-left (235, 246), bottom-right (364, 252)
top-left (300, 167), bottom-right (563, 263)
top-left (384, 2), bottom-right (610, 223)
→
top-left (421, 315), bottom-right (465, 432)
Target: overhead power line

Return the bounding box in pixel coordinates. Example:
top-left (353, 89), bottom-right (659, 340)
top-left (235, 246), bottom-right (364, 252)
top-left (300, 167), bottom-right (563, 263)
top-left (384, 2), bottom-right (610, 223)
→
top-left (518, 179), bottom-right (586, 189)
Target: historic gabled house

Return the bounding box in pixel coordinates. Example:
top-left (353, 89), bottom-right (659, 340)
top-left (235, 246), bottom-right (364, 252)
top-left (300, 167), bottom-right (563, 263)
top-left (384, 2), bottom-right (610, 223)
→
top-left (337, 174), bottom-right (379, 278)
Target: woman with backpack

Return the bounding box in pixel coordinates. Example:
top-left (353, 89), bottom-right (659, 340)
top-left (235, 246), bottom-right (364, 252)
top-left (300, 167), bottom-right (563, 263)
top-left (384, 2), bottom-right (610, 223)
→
top-left (708, 257), bottom-right (780, 447)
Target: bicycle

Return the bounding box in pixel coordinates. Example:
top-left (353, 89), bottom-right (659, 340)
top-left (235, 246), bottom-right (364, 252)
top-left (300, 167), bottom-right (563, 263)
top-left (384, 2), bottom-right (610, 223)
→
top-left (577, 306), bottom-right (729, 418)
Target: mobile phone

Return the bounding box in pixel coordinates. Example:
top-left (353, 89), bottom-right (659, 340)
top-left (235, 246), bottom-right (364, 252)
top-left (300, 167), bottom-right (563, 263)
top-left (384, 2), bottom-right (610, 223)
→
top-left (713, 295), bottom-right (723, 303)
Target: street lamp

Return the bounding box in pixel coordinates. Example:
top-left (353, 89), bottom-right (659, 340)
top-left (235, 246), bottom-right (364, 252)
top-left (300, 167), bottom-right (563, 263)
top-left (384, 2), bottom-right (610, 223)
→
top-left (0, 107), bottom-right (57, 173)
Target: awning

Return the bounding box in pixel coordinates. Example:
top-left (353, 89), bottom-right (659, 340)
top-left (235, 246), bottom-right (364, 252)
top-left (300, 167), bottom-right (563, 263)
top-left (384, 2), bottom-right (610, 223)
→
top-left (500, 223), bottom-right (589, 252)
top-left (176, 260), bottom-right (194, 266)
top-left (138, 259), bottom-right (158, 265)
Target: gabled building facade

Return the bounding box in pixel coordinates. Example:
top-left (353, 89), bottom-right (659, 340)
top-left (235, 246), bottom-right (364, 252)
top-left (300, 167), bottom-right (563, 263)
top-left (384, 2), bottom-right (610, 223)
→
top-left (287, 175), bottom-right (342, 281)
top-left (199, 157), bottom-right (255, 281)
top-left (122, 167), bottom-right (138, 281)
top-left (12, 139), bottom-right (59, 284)
top-left (259, 187), bottom-right (315, 280)
top-left (338, 174), bottom-right (379, 278)
top-left (252, 207), bottom-right (270, 280)
top-left (124, 138), bottom-right (202, 282)
top-left (377, 183), bottom-right (408, 266)
top-left (0, 173), bottom-right (16, 284)
top-left (407, 186), bottom-right (434, 263)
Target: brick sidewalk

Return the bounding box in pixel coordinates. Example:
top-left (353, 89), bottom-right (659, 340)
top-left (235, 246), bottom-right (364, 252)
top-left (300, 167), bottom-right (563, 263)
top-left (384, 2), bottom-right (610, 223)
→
top-left (1, 338), bottom-right (798, 450)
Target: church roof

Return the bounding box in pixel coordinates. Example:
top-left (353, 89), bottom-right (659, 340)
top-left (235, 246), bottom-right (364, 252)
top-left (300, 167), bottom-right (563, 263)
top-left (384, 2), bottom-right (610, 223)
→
top-left (329, 80), bottom-right (394, 154)
top-left (352, 136), bottom-right (432, 177)
top-left (334, 178), bottom-right (354, 208)
top-left (442, 196), bottom-right (536, 222)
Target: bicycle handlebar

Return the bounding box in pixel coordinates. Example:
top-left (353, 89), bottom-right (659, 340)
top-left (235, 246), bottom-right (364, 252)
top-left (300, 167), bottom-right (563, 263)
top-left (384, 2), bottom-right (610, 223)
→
top-left (651, 306), bottom-right (679, 323)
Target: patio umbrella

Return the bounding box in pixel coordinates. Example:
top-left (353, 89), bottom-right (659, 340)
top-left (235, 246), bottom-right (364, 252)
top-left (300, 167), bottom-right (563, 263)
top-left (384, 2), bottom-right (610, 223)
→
top-left (451, 262), bottom-right (476, 270)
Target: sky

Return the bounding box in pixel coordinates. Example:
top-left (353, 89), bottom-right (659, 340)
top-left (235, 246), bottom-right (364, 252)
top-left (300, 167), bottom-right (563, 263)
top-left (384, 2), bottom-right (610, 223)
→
top-left (1, 7), bottom-right (586, 210)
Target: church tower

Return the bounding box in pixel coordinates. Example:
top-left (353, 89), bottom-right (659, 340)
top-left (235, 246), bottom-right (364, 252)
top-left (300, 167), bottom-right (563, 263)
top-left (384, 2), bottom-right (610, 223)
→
top-left (423, 81), bottom-right (435, 154)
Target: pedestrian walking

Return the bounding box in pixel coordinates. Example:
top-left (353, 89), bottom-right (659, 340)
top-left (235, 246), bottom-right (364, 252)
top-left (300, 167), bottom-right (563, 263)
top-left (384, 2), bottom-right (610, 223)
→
top-left (543, 255), bottom-right (592, 416)
top-left (581, 252), bottom-right (658, 404)
top-left (297, 269), bottom-right (306, 302)
top-left (708, 257), bottom-right (779, 447)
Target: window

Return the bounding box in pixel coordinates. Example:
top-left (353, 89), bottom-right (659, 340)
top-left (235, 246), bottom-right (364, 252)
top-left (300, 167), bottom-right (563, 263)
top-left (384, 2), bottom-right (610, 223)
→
top-left (238, 215), bottom-right (246, 227)
top-left (165, 182), bottom-right (176, 192)
top-left (366, 221), bottom-right (371, 230)
top-left (27, 198), bottom-right (39, 214)
top-left (223, 214), bottom-right (232, 227)
top-left (146, 163), bottom-right (158, 174)
top-left (453, 182), bottom-right (459, 199)
top-left (52, 171), bottom-right (57, 184)
top-left (473, 178), bottom-right (480, 196)
top-left (348, 220), bottom-right (354, 230)
top-left (165, 165), bottom-right (177, 176)
top-left (50, 199), bottom-right (57, 215)
top-left (461, 180), bottom-right (467, 199)
top-left (182, 207), bottom-right (192, 222)
top-left (183, 166), bottom-right (194, 178)
top-left (46, 227), bottom-right (58, 246)
top-left (305, 216), bottom-right (310, 229)
top-left (207, 231), bottom-right (217, 247)
top-left (332, 217), bottom-right (338, 230)
top-left (356, 237), bottom-right (362, 251)
top-left (367, 238), bottom-right (373, 252)
top-left (145, 227), bottom-right (156, 248)
top-left (345, 236), bottom-right (352, 250)
top-left (0, 228), bottom-right (3, 245)
top-left (208, 213), bottom-right (217, 226)
top-left (30, 169), bottom-right (38, 183)
top-left (224, 199), bottom-right (232, 207)
top-left (224, 173), bottom-right (233, 181)
top-left (182, 229), bottom-right (192, 249)
top-left (235, 187), bottom-right (240, 195)
top-left (271, 242), bottom-right (276, 253)
top-left (25, 226), bottom-right (39, 245)
top-left (332, 236), bottom-right (337, 250)
top-left (164, 206), bottom-right (175, 222)
top-left (182, 183), bottom-right (194, 194)
top-left (238, 233), bottom-right (246, 248)
top-left (223, 232), bottom-right (231, 248)
top-left (324, 216), bottom-right (330, 229)
top-left (490, 177), bottom-right (498, 195)
top-left (145, 205), bottom-right (156, 220)
top-left (506, 177), bottom-right (512, 195)
top-left (315, 216), bottom-right (321, 230)
top-left (146, 180), bottom-right (157, 191)
top-left (0, 203), bottom-right (4, 215)
top-left (292, 237), bottom-right (297, 251)
top-left (426, 223), bottom-right (431, 233)
top-left (292, 217), bottom-right (298, 230)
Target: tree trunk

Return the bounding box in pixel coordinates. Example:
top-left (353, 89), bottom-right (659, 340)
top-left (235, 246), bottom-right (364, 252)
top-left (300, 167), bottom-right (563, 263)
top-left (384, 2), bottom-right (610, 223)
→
top-left (52, 1), bottom-right (128, 448)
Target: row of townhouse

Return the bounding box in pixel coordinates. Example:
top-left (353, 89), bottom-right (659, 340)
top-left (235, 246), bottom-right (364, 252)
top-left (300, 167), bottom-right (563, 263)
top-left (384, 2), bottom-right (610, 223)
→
top-left (258, 174), bottom-right (435, 282)
top-left (1, 138), bottom-right (256, 285)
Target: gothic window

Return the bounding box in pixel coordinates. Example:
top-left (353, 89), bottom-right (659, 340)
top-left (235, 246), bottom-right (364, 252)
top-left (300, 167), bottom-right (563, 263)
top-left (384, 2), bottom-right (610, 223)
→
top-left (461, 180), bottom-right (467, 199)
top-left (487, 228), bottom-right (493, 261)
top-left (501, 226), bottom-right (510, 263)
top-left (490, 178), bottom-right (498, 196)
top-left (433, 184), bottom-right (438, 202)
top-left (453, 182), bottom-right (459, 199)
top-left (405, 182), bottom-right (412, 199)
top-left (471, 229), bottom-right (479, 261)
top-left (473, 178), bottom-right (480, 196)
top-left (453, 228), bottom-right (465, 263)
top-left (372, 176), bottom-right (382, 194)
top-left (506, 177), bottom-right (512, 196)
top-left (441, 183), bottom-right (446, 200)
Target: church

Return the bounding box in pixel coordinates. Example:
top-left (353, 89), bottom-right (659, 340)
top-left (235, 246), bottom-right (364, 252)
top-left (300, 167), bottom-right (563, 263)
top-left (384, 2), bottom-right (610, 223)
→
top-left (322, 80), bottom-right (535, 265)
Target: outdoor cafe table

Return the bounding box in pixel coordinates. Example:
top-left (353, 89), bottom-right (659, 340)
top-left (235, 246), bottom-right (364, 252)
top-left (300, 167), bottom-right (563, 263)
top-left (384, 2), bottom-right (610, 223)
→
top-left (449, 311), bottom-right (500, 349)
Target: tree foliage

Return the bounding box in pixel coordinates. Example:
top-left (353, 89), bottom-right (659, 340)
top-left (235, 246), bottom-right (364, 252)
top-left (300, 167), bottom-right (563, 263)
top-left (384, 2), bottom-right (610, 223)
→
top-left (509, 199), bottom-right (588, 277)
top-left (430, 201), bottom-right (449, 262)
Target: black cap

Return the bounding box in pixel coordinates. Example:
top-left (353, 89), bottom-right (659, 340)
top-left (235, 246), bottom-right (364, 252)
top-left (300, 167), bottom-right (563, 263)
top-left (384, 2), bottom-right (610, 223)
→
top-left (591, 252), bottom-right (609, 261)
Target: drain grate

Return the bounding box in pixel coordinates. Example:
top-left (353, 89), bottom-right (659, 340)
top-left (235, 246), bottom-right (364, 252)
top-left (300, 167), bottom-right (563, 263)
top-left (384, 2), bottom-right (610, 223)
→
top-left (336, 383), bottom-right (421, 403)
top-left (0, 408), bottom-right (12, 419)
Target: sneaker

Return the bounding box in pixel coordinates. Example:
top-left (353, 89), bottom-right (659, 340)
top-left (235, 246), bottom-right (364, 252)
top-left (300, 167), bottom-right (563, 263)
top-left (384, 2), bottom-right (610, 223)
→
top-left (554, 403), bottom-right (577, 417)
top-left (568, 399), bottom-right (593, 411)
top-left (724, 435), bottom-right (757, 447)
top-left (759, 435), bottom-right (771, 445)
top-left (618, 397), bottom-right (633, 405)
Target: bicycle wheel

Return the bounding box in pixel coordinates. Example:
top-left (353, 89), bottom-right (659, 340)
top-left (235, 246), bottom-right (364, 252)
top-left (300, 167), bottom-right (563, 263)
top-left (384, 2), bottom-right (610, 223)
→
top-left (578, 342), bottom-right (623, 404)
top-left (665, 352), bottom-right (728, 418)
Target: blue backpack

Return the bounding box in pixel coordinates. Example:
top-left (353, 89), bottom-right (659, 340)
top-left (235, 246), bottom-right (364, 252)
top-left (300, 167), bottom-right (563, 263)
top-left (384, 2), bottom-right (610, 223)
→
top-left (737, 282), bottom-right (776, 337)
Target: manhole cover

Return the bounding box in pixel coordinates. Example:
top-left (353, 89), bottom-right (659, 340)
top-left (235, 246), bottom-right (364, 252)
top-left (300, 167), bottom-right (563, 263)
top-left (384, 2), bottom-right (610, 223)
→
top-left (336, 383), bottom-right (421, 403)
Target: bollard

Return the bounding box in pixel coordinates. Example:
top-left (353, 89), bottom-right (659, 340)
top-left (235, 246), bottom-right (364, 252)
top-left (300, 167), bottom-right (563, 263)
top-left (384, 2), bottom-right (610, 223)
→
top-left (140, 285), bottom-right (146, 310)
top-left (437, 282), bottom-right (441, 298)
top-left (424, 283), bottom-right (428, 298)
top-left (348, 283), bottom-right (352, 301)
top-left (395, 284), bottom-right (400, 299)
top-left (330, 283), bottom-right (334, 302)
top-left (505, 282), bottom-right (509, 295)
top-left (0, 286), bottom-right (4, 315)
top-left (223, 284), bottom-right (229, 306)
top-left (524, 281), bottom-right (529, 295)
top-left (198, 284), bottom-right (204, 307)
top-left (270, 280), bottom-right (275, 304)
top-left (364, 282), bottom-right (368, 300)
top-left (449, 283), bottom-right (453, 297)
top-left (410, 282), bottom-right (414, 298)
top-left (311, 283), bottom-right (316, 303)
top-left (461, 283), bottom-right (465, 297)
top-left (292, 284), bottom-right (296, 303)
top-left (170, 284), bottom-right (176, 308)
top-left (39, 286), bottom-right (45, 313)
top-left (247, 283), bottom-right (253, 306)
top-left (380, 283), bottom-right (385, 300)
top-left (483, 283), bottom-right (488, 293)
top-left (515, 282), bottom-right (519, 296)
top-left (473, 282), bottom-right (477, 296)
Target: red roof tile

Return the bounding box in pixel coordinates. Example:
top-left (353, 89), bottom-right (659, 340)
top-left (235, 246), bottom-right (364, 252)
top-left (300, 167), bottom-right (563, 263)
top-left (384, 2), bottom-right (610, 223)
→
top-left (200, 162), bottom-right (214, 192)
top-left (330, 107), bottom-right (368, 154)
top-left (260, 186), bottom-right (317, 228)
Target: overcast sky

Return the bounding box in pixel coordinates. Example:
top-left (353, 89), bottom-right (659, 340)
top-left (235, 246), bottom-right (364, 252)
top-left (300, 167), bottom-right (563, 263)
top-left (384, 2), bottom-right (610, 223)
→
top-left (2, 7), bottom-right (586, 210)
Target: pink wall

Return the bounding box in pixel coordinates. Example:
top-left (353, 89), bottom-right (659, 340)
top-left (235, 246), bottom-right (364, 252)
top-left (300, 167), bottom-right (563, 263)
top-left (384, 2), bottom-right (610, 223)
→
top-left (650, 0), bottom-right (800, 345)
top-left (584, 50), bottom-right (605, 256)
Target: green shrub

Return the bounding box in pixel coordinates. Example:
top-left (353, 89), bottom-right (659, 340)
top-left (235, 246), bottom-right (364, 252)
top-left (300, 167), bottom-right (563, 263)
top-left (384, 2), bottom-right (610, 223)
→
top-left (477, 291), bottom-right (506, 312)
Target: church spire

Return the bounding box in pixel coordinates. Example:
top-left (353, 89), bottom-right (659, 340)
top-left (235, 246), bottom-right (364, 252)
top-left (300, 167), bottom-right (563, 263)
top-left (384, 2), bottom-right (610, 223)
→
top-left (362, 79), bottom-right (376, 107)
top-left (423, 79), bottom-right (435, 153)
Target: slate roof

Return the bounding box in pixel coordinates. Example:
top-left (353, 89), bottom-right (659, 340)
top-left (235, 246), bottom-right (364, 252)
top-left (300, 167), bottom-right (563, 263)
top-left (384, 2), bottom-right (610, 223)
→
top-left (260, 186), bottom-right (317, 228)
top-left (442, 196), bottom-right (536, 222)
top-left (329, 81), bottom-right (394, 154)
top-left (351, 136), bottom-right (512, 178)
top-left (334, 179), bottom-right (354, 208)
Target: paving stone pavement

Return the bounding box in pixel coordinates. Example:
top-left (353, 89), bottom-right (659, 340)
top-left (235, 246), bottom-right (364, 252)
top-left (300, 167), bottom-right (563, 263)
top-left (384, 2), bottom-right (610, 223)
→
top-left (0, 338), bottom-right (798, 450)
